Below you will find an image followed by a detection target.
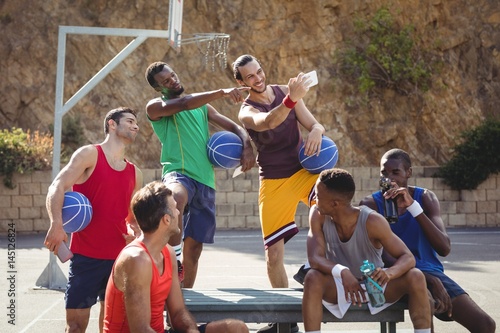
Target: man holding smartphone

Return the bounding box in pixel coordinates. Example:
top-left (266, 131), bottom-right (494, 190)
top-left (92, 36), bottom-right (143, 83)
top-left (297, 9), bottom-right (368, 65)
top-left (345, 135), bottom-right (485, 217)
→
top-left (232, 54), bottom-right (325, 333)
top-left (44, 107), bottom-right (143, 333)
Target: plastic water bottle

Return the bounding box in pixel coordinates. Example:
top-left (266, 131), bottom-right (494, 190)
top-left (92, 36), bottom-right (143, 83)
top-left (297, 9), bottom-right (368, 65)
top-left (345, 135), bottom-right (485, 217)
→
top-left (359, 260), bottom-right (385, 307)
top-left (379, 177), bottom-right (398, 223)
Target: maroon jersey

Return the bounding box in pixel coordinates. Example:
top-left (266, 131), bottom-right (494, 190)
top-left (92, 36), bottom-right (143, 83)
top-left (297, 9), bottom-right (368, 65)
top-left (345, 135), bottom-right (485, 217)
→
top-left (243, 85), bottom-right (303, 179)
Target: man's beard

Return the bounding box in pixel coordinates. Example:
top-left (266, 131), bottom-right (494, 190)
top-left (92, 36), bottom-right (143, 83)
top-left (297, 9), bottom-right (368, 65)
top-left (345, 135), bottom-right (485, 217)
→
top-left (250, 83), bottom-right (266, 94)
top-left (165, 85), bottom-right (185, 98)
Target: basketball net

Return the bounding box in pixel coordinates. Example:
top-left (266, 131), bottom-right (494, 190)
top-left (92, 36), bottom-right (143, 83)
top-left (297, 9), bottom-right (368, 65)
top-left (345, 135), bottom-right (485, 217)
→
top-left (178, 33), bottom-right (230, 71)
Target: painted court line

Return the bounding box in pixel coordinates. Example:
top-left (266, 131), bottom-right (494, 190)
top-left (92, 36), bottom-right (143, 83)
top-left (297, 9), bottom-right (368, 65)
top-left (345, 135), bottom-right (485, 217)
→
top-left (18, 298), bottom-right (62, 333)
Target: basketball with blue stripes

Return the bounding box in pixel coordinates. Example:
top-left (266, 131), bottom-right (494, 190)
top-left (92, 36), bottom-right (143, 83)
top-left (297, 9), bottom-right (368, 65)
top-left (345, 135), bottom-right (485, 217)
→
top-left (62, 191), bottom-right (93, 233)
top-left (206, 131), bottom-right (243, 169)
top-left (298, 136), bottom-right (339, 174)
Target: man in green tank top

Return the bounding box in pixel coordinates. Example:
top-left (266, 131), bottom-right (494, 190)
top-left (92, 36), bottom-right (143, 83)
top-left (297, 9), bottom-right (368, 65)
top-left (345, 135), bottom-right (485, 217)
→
top-left (145, 61), bottom-right (255, 288)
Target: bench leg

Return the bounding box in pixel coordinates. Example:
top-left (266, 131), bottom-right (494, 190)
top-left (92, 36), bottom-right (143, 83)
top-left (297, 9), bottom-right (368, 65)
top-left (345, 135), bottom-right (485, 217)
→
top-left (276, 322), bottom-right (291, 333)
top-left (380, 322), bottom-right (397, 333)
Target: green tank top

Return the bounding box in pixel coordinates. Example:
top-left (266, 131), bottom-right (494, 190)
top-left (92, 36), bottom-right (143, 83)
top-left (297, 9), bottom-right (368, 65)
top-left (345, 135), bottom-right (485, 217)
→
top-left (149, 104), bottom-right (215, 189)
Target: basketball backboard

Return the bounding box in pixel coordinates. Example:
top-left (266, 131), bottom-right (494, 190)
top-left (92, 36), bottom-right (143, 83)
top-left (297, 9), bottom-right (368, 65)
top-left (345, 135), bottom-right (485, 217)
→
top-left (168, 0), bottom-right (183, 51)
top-left (167, 0), bottom-right (230, 71)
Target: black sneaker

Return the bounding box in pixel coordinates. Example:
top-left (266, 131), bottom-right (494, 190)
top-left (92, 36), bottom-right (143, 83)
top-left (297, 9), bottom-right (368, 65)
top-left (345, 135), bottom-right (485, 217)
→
top-left (256, 322), bottom-right (299, 333)
top-left (293, 265), bottom-right (310, 285)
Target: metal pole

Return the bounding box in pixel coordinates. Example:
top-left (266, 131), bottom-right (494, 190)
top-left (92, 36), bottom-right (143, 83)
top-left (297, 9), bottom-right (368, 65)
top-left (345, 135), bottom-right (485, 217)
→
top-left (36, 25), bottom-right (168, 290)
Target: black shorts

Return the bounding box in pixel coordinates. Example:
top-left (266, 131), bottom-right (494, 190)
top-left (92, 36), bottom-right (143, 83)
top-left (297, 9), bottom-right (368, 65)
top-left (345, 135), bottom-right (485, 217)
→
top-left (65, 254), bottom-right (114, 308)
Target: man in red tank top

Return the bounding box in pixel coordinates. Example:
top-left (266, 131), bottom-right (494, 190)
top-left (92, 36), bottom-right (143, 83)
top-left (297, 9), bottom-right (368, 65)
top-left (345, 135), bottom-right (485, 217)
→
top-left (104, 181), bottom-right (249, 333)
top-left (44, 107), bottom-right (143, 333)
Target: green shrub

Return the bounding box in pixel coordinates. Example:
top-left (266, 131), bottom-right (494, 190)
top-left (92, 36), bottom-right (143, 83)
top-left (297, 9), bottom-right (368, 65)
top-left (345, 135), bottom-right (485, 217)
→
top-left (437, 118), bottom-right (500, 190)
top-left (335, 8), bottom-right (434, 95)
top-left (0, 128), bottom-right (53, 189)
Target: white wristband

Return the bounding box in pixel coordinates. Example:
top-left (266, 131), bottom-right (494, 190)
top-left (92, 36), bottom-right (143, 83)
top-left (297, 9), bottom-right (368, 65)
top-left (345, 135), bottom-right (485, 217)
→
top-left (331, 264), bottom-right (349, 278)
top-left (407, 200), bottom-right (424, 217)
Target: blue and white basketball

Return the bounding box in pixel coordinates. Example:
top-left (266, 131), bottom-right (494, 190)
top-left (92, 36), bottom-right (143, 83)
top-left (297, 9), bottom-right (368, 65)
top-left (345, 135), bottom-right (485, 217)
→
top-left (298, 136), bottom-right (339, 174)
top-left (206, 131), bottom-right (243, 169)
top-left (62, 191), bottom-right (93, 233)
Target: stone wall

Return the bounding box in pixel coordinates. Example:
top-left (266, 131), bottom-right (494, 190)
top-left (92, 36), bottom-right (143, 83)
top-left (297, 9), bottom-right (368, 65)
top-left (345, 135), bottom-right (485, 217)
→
top-left (1, 167), bottom-right (498, 235)
top-left (2, 0), bottom-right (500, 169)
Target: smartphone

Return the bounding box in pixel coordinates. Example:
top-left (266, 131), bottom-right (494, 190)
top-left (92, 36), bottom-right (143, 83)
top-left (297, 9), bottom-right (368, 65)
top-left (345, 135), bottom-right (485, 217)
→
top-left (304, 70), bottom-right (318, 88)
top-left (57, 241), bottom-right (74, 263)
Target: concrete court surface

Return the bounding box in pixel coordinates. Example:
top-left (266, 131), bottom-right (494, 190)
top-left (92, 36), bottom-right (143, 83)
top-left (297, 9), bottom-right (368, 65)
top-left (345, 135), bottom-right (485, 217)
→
top-left (0, 227), bottom-right (499, 333)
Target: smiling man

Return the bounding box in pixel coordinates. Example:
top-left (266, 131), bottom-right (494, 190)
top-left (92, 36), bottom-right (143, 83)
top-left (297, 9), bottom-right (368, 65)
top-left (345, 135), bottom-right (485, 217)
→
top-left (45, 107), bottom-right (143, 332)
top-left (232, 54), bottom-right (325, 333)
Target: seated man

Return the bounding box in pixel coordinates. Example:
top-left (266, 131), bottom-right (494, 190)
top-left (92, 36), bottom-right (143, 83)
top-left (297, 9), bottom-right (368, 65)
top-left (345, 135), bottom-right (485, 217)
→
top-left (360, 148), bottom-right (496, 333)
top-left (302, 168), bottom-right (431, 333)
top-left (103, 181), bottom-right (248, 333)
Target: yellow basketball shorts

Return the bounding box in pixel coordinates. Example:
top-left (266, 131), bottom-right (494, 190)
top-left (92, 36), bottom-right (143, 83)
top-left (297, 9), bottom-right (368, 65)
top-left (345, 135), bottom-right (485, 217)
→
top-left (259, 168), bottom-right (318, 249)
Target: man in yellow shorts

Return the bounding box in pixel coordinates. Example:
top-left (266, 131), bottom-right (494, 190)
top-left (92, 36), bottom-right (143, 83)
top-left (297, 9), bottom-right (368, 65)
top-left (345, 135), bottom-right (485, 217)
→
top-left (232, 54), bottom-right (325, 333)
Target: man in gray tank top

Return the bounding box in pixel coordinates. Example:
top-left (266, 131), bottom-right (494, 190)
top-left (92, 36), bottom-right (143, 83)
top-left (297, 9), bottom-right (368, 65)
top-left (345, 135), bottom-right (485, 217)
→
top-left (302, 168), bottom-right (431, 333)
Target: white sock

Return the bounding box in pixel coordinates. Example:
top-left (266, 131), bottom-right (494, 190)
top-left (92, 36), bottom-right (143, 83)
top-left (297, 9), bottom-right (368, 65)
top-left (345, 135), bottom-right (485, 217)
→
top-left (414, 329), bottom-right (431, 333)
top-left (304, 261), bottom-right (311, 269)
top-left (173, 244), bottom-right (182, 261)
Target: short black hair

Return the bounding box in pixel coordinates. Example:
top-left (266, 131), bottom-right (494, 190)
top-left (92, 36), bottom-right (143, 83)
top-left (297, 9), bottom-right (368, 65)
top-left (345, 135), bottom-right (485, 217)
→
top-left (382, 148), bottom-right (412, 170)
top-left (103, 107), bottom-right (137, 135)
top-left (145, 61), bottom-right (171, 89)
top-left (318, 168), bottom-right (356, 201)
top-left (232, 54), bottom-right (261, 81)
top-left (132, 181), bottom-right (173, 233)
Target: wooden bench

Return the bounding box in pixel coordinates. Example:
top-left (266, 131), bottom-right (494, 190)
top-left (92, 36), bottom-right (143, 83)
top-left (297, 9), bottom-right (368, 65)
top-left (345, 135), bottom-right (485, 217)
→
top-left (182, 288), bottom-right (407, 333)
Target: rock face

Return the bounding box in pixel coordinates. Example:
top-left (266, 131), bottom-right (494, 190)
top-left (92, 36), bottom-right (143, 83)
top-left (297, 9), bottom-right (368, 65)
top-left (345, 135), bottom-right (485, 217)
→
top-left (1, 0), bottom-right (499, 168)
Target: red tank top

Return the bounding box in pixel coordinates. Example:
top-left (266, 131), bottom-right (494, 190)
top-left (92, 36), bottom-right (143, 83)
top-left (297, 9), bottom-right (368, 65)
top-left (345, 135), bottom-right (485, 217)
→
top-left (71, 145), bottom-right (136, 259)
top-left (103, 241), bottom-right (172, 333)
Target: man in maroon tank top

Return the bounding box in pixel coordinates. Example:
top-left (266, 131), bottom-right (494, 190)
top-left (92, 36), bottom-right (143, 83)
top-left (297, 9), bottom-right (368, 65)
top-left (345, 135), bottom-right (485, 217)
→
top-left (233, 54), bottom-right (325, 333)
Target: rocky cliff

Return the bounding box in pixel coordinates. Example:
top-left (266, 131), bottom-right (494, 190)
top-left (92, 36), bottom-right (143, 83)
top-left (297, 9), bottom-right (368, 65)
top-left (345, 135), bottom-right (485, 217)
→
top-left (1, 0), bottom-right (499, 169)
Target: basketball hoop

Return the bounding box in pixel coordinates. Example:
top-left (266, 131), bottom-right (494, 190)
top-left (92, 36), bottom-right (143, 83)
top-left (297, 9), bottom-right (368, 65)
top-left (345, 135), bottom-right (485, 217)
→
top-left (178, 33), bottom-right (230, 71)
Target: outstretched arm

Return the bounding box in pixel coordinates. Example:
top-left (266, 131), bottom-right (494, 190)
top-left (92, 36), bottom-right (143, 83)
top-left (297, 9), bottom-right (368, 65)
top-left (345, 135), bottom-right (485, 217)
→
top-left (146, 87), bottom-right (250, 121)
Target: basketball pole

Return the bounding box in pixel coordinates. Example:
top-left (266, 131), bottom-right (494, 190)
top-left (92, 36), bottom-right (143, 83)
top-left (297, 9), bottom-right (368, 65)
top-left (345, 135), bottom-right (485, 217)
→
top-left (36, 0), bottom-right (228, 290)
top-left (35, 25), bottom-right (169, 290)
